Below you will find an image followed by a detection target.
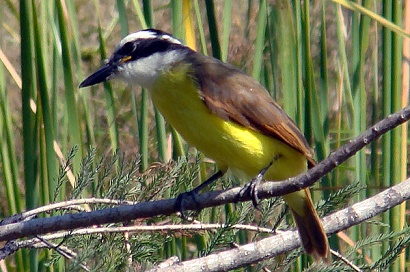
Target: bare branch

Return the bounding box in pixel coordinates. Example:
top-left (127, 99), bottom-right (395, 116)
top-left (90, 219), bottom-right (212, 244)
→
top-left (0, 105), bottom-right (409, 269)
top-left (0, 198), bottom-right (136, 225)
top-left (1, 177), bottom-right (410, 266)
top-left (1, 105), bottom-right (409, 243)
top-left (149, 178), bottom-right (410, 271)
top-left (0, 223), bottom-right (274, 259)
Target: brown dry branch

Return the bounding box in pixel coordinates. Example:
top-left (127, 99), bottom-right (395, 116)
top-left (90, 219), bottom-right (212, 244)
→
top-left (0, 105), bottom-right (410, 263)
top-left (149, 177), bottom-right (410, 271)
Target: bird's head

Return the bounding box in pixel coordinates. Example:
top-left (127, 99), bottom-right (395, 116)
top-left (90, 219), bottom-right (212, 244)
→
top-left (79, 29), bottom-right (188, 89)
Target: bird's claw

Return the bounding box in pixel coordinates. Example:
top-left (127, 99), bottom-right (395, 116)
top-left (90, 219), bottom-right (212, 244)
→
top-left (238, 173), bottom-right (264, 210)
top-left (175, 190), bottom-right (202, 220)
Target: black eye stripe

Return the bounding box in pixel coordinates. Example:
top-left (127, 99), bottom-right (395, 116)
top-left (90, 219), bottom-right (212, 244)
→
top-left (114, 38), bottom-right (185, 62)
top-left (134, 39), bottom-right (176, 58)
top-left (116, 41), bottom-right (136, 56)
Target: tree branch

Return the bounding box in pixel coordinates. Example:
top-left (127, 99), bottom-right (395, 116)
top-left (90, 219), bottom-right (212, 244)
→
top-left (0, 223), bottom-right (274, 259)
top-left (1, 106), bottom-right (409, 243)
top-left (148, 178), bottom-right (410, 271)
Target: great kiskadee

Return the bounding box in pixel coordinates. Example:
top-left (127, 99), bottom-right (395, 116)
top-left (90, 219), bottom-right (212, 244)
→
top-left (80, 29), bottom-right (330, 261)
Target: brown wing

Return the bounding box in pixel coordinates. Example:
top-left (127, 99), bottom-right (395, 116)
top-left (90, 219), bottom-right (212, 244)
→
top-left (190, 54), bottom-right (316, 166)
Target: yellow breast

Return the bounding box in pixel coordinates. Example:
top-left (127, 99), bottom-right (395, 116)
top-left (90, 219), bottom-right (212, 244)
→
top-left (149, 63), bottom-right (307, 181)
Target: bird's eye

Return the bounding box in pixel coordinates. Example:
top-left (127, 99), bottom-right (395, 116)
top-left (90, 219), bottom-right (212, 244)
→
top-left (117, 41), bottom-right (136, 56)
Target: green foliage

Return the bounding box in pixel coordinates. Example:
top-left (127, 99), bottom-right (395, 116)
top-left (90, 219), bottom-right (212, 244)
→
top-left (317, 181), bottom-right (366, 215)
top-left (369, 234), bottom-right (410, 271)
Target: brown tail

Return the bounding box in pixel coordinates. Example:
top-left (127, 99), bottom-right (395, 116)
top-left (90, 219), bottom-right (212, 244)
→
top-left (283, 188), bottom-right (330, 262)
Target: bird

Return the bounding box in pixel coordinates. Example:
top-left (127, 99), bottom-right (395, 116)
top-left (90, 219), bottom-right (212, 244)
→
top-left (79, 28), bottom-right (330, 261)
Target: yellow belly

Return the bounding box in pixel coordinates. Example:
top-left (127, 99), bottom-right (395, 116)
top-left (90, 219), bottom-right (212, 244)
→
top-left (150, 66), bottom-right (307, 181)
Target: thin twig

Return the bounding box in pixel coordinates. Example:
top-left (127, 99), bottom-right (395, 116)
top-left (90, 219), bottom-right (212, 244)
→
top-left (330, 249), bottom-right (362, 272)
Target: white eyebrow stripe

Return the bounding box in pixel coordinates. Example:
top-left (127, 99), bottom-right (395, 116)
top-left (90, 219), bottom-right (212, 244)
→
top-left (118, 30), bottom-right (183, 47)
top-left (161, 34), bottom-right (183, 45)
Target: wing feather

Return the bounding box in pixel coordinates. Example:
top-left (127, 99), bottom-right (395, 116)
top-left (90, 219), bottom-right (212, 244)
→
top-left (190, 54), bottom-right (316, 166)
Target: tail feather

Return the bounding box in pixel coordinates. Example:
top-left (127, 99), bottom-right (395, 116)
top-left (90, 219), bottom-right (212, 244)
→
top-left (283, 188), bottom-right (330, 263)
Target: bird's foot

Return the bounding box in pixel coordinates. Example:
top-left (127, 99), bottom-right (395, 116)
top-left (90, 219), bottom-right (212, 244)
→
top-left (174, 171), bottom-right (223, 220)
top-left (238, 172), bottom-right (264, 210)
top-left (174, 189), bottom-right (202, 220)
top-left (238, 162), bottom-right (273, 209)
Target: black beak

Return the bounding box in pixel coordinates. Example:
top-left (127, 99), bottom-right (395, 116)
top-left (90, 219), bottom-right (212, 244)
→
top-left (79, 63), bottom-right (117, 88)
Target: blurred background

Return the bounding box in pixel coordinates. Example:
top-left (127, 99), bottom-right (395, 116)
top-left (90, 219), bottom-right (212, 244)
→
top-left (0, 0), bottom-right (409, 271)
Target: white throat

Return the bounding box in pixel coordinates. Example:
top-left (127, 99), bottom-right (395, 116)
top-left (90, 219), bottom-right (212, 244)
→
top-left (117, 50), bottom-right (186, 90)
